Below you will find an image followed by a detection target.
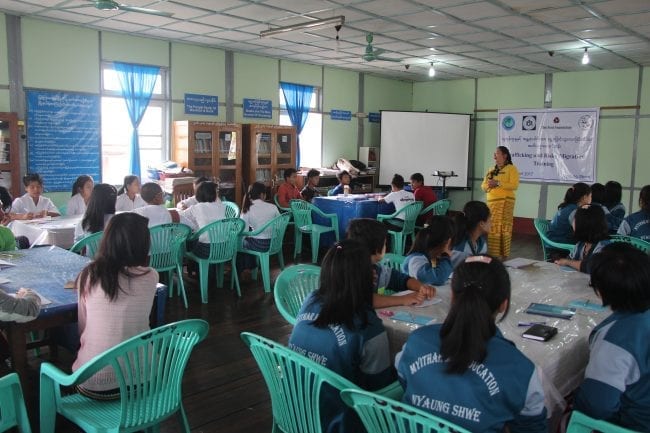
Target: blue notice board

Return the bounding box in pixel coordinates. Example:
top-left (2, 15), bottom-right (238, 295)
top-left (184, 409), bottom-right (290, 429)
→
top-left (27, 91), bottom-right (101, 192)
top-left (243, 98), bottom-right (272, 119)
top-left (368, 112), bottom-right (381, 123)
top-left (330, 109), bottom-right (352, 121)
top-left (184, 93), bottom-right (218, 115)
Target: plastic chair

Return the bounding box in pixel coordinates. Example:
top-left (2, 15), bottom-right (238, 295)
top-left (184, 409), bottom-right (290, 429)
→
top-left (290, 199), bottom-right (339, 263)
top-left (533, 218), bottom-right (575, 261)
top-left (566, 410), bottom-right (639, 433)
top-left (380, 253), bottom-right (406, 272)
top-left (185, 218), bottom-right (245, 302)
top-left (274, 194), bottom-right (291, 213)
top-left (149, 223), bottom-right (192, 308)
top-left (224, 201), bottom-right (240, 218)
top-left (238, 212), bottom-right (291, 293)
top-left (377, 201), bottom-right (423, 255)
top-left (39, 319), bottom-right (209, 433)
top-left (416, 199), bottom-right (452, 231)
top-left (273, 264), bottom-right (320, 325)
top-left (0, 372), bottom-right (32, 433)
top-left (240, 332), bottom-right (403, 433)
top-left (610, 234), bottom-right (650, 254)
top-left (69, 231), bottom-right (103, 258)
top-left (341, 388), bottom-right (472, 433)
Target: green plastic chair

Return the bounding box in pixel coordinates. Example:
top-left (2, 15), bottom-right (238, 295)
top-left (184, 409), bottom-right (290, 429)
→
top-left (416, 199), bottom-right (452, 231)
top-left (238, 212), bottom-right (291, 293)
top-left (185, 218), bottom-right (245, 302)
top-left (240, 332), bottom-right (403, 433)
top-left (39, 319), bottom-right (209, 433)
top-left (149, 223), bottom-right (192, 308)
top-left (69, 231), bottom-right (103, 258)
top-left (610, 234), bottom-right (650, 254)
top-left (0, 372), bottom-right (32, 433)
top-left (377, 201), bottom-right (423, 255)
top-left (224, 201), bottom-right (240, 218)
top-left (273, 264), bottom-right (320, 325)
top-left (273, 194), bottom-right (291, 213)
top-left (380, 253), bottom-right (406, 272)
top-left (533, 218), bottom-right (575, 261)
top-left (566, 410), bottom-right (640, 433)
top-left (341, 388), bottom-right (472, 433)
top-left (290, 199), bottom-right (339, 264)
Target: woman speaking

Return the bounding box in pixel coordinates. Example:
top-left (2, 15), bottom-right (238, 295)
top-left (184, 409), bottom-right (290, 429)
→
top-left (481, 146), bottom-right (519, 259)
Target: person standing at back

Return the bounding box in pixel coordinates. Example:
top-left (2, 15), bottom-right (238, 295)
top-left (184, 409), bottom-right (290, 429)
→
top-left (409, 172), bottom-right (436, 225)
top-left (276, 168), bottom-right (302, 208)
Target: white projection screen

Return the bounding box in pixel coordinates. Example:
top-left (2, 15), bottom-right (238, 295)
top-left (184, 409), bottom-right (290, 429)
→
top-left (379, 111), bottom-right (471, 188)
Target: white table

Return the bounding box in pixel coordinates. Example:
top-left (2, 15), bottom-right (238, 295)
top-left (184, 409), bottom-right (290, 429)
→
top-left (380, 260), bottom-right (609, 424)
top-left (8, 215), bottom-right (82, 249)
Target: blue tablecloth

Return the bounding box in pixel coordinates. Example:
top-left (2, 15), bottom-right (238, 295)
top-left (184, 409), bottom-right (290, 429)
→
top-left (312, 196), bottom-right (395, 246)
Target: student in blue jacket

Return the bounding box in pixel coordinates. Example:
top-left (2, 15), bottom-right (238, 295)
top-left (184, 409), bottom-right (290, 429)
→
top-left (451, 200), bottom-right (490, 267)
top-left (591, 182), bottom-right (621, 233)
top-left (288, 239), bottom-right (396, 433)
top-left (574, 242), bottom-right (650, 432)
top-left (547, 182), bottom-right (591, 246)
top-left (604, 180), bottom-right (626, 220)
top-left (617, 184), bottom-right (650, 241)
top-left (555, 205), bottom-right (610, 273)
top-left (396, 255), bottom-right (547, 433)
top-left (402, 216), bottom-right (454, 285)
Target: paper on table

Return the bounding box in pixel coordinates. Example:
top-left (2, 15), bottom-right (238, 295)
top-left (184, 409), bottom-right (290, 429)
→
top-left (393, 290), bottom-right (443, 307)
top-left (9, 290), bottom-right (52, 305)
top-left (0, 276), bottom-right (11, 284)
top-left (504, 258), bottom-right (537, 268)
top-left (0, 259), bottom-right (16, 269)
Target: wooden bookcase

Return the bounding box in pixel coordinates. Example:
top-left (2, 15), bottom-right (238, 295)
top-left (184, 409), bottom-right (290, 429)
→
top-left (0, 113), bottom-right (20, 199)
top-left (172, 121), bottom-right (243, 205)
top-left (242, 124), bottom-right (297, 197)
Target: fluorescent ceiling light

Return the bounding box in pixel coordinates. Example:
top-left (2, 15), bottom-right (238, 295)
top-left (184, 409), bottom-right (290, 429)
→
top-left (581, 48), bottom-right (590, 65)
top-left (260, 16), bottom-right (345, 38)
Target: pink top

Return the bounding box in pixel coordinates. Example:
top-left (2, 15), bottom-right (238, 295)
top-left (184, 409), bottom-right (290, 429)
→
top-left (72, 266), bottom-right (159, 391)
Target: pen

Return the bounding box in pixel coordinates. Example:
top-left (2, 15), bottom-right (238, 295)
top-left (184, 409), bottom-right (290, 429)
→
top-left (518, 321), bottom-right (547, 327)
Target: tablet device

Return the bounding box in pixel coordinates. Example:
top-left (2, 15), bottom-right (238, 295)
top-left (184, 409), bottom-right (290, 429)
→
top-left (522, 324), bottom-right (558, 341)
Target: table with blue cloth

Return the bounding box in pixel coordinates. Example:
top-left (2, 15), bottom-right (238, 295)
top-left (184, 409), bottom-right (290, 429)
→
top-left (312, 195), bottom-right (395, 246)
top-left (0, 246), bottom-right (167, 387)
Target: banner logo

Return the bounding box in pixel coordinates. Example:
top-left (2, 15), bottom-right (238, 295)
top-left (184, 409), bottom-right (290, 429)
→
top-left (502, 116), bottom-right (515, 130)
top-left (522, 115), bottom-right (537, 131)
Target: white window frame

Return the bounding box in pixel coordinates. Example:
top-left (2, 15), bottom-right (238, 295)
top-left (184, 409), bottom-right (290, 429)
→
top-left (279, 86), bottom-right (322, 168)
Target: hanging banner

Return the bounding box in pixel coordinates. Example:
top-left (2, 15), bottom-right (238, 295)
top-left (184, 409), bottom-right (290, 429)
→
top-left (498, 108), bottom-right (599, 183)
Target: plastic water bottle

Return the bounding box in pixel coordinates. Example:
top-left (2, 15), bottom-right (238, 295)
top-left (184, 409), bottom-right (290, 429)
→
top-left (343, 185), bottom-right (350, 196)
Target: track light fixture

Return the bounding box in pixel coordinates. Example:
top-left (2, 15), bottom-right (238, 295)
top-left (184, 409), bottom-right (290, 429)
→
top-left (582, 48), bottom-right (590, 65)
top-left (260, 16), bottom-right (345, 38)
top-left (428, 62), bottom-right (435, 78)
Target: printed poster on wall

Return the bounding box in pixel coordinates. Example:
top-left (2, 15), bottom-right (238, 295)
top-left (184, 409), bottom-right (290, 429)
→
top-left (27, 90), bottom-right (101, 191)
top-left (184, 93), bottom-right (218, 115)
top-left (243, 98), bottom-right (272, 119)
top-left (498, 108), bottom-right (599, 183)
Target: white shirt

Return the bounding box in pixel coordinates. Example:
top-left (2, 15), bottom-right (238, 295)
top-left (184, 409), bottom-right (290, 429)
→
top-left (134, 204), bottom-right (191, 228)
top-left (66, 194), bottom-right (87, 216)
top-left (176, 196), bottom-right (198, 210)
top-left (115, 194), bottom-right (147, 212)
top-left (181, 201), bottom-right (226, 243)
top-left (241, 199), bottom-right (280, 239)
top-left (383, 190), bottom-right (415, 215)
top-left (12, 194), bottom-right (59, 215)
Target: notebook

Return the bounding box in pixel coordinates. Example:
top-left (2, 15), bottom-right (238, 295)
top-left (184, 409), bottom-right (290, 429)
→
top-left (525, 302), bottom-right (576, 320)
top-left (522, 324), bottom-right (558, 341)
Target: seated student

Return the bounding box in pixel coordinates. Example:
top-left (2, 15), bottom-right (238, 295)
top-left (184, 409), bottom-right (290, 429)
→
top-left (11, 173), bottom-right (60, 219)
top-left (0, 186), bottom-right (27, 249)
top-left (276, 168), bottom-right (302, 208)
top-left (134, 182), bottom-right (189, 228)
top-left (300, 168), bottom-right (320, 202)
top-left (288, 239), bottom-right (396, 433)
top-left (238, 182), bottom-right (279, 274)
top-left (176, 176), bottom-right (209, 210)
top-left (547, 182), bottom-right (591, 245)
top-left (396, 255), bottom-right (547, 433)
top-left (330, 170), bottom-right (351, 196)
top-left (402, 216), bottom-right (454, 285)
top-left (180, 181), bottom-right (225, 258)
top-left (346, 218), bottom-right (435, 308)
top-left (574, 242), bottom-right (650, 431)
top-left (72, 213), bottom-right (158, 399)
top-left (409, 172), bottom-right (437, 225)
top-left (591, 182), bottom-right (620, 233)
top-left (0, 288), bottom-right (41, 368)
top-left (378, 174), bottom-right (415, 230)
top-left (618, 184), bottom-right (650, 241)
top-left (74, 183), bottom-right (117, 241)
top-left (115, 175), bottom-right (146, 212)
top-left (555, 205), bottom-right (610, 273)
top-left (67, 175), bottom-right (94, 216)
top-left (604, 180), bottom-right (625, 220)
top-left (451, 200), bottom-right (490, 267)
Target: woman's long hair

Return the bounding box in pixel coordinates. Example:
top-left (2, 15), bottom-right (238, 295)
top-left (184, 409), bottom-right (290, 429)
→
top-left (77, 213), bottom-right (151, 301)
top-left (452, 201), bottom-right (490, 246)
top-left (242, 182), bottom-right (266, 214)
top-left (559, 182), bottom-right (591, 209)
top-left (82, 184), bottom-right (117, 233)
top-left (488, 146), bottom-right (513, 179)
top-left (312, 239), bottom-right (374, 330)
top-left (117, 175), bottom-right (139, 195)
top-left (440, 256), bottom-right (510, 374)
top-left (408, 216), bottom-right (453, 259)
top-left (71, 175), bottom-right (93, 197)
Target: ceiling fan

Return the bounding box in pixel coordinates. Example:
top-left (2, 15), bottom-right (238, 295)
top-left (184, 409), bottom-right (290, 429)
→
top-left (362, 33), bottom-right (400, 62)
top-left (61, 0), bottom-right (173, 17)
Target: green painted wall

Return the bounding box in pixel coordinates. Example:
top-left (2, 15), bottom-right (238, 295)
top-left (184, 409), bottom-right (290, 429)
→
top-left (412, 79), bottom-right (474, 114)
top-left (477, 75), bottom-right (544, 111)
top-left (22, 19), bottom-right (99, 92)
top-left (0, 14), bottom-right (8, 86)
top-left (363, 75), bottom-right (412, 148)
top-left (639, 67), bottom-right (650, 116)
top-left (636, 119), bottom-right (650, 188)
top-left (323, 68), bottom-right (358, 165)
top-left (553, 69), bottom-right (638, 113)
top-left (280, 60), bottom-right (322, 87)
top-left (233, 53), bottom-right (278, 124)
top-left (101, 31), bottom-right (169, 66)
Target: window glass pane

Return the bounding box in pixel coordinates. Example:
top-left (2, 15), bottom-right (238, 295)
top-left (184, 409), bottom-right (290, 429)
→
top-left (280, 112), bottom-right (322, 168)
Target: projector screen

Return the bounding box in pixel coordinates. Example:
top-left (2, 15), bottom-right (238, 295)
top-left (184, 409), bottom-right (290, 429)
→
top-left (379, 111), bottom-right (471, 188)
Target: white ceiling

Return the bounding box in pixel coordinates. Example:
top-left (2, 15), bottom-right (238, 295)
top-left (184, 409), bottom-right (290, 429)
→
top-left (1, 0), bottom-right (649, 81)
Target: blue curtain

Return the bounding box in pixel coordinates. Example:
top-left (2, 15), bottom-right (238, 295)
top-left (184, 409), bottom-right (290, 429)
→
top-left (114, 62), bottom-right (160, 177)
top-left (280, 81), bottom-right (314, 168)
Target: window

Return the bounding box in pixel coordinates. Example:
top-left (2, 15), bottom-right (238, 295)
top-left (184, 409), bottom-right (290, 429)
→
top-left (279, 87), bottom-right (322, 168)
top-left (101, 63), bottom-right (168, 185)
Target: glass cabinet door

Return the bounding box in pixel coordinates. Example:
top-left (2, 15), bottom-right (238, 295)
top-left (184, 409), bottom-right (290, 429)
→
top-left (276, 132), bottom-right (292, 165)
top-left (218, 131), bottom-right (237, 168)
top-left (0, 119), bottom-right (12, 164)
top-left (193, 130), bottom-right (213, 170)
top-left (256, 132), bottom-right (272, 165)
